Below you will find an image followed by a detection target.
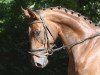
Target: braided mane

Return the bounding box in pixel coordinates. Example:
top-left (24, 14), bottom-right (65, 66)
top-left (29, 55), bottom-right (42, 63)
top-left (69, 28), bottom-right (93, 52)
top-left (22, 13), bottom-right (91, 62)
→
top-left (37, 6), bottom-right (96, 26)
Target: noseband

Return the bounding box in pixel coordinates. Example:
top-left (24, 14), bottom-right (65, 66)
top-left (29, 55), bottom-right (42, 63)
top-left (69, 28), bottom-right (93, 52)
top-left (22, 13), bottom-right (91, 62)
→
top-left (28, 10), bottom-right (100, 56)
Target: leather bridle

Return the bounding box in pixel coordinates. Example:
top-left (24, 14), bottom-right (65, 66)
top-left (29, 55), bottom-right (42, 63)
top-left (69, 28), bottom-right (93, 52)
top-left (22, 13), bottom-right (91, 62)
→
top-left (29, 10), bottom-right (55, 55)
top-left (28, 10), bottom-right (100, 56)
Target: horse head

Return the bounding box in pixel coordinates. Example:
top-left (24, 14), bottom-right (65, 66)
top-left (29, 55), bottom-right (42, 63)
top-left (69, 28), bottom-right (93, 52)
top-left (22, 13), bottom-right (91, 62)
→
top-left (22, 8), bottom-right (59, 68)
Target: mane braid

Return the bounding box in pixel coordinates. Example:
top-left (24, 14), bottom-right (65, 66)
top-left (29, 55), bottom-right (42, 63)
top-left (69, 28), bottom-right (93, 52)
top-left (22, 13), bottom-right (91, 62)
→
top-left (84, 16), bottom-right (89, 20)
top-left (57, 6), bottom-right (61, 9)
top-left (78, 13), bottom-right (81, 17)
top-left (71, 11), bottom-right (74, 14)
top-left (90, 21), bottom-right (92, 24)
top-left (42, 8), bottom-right (46, 10)
top-left (50, 7), bottom-right (53, 10)
top-left (40, 7), bottom-right (96, 26)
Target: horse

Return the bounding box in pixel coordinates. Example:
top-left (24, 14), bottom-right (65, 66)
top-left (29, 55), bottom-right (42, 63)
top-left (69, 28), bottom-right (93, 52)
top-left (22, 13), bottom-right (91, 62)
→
top-left (22, 7), bottom-right (100, 75)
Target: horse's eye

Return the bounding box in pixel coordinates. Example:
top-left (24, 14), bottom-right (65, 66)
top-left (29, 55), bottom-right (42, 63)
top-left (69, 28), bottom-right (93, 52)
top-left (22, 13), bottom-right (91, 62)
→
top-left (32, 31), bottom-right (41, 36)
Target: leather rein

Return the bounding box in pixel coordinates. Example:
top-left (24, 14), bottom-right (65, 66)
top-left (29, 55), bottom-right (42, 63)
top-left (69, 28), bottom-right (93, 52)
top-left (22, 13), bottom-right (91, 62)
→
top-left (28, 10), bottom-right (100, 55)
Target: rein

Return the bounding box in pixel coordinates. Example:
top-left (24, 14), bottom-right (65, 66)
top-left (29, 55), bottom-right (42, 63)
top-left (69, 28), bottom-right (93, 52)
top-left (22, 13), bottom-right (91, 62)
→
top-left (28, 10), bottom-right (100, 55)
top-left (52, 33), bottom-right (100, 52)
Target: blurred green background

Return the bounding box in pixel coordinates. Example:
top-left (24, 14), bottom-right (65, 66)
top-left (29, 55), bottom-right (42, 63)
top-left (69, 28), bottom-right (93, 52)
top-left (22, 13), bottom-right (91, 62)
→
top-left (0, 0), bottom-right (100, 75)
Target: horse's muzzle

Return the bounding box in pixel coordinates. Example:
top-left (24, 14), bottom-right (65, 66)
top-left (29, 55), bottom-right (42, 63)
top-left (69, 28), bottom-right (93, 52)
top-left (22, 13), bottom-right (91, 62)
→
top-left (31, 55), bottom-right (48, 68)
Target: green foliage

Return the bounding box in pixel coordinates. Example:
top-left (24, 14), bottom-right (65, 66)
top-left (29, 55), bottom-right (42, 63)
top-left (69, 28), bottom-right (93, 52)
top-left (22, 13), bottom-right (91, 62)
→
top-left (0, 0), bottom-right (99, 75)
top-left (77, 0), bottom-right (100, 24)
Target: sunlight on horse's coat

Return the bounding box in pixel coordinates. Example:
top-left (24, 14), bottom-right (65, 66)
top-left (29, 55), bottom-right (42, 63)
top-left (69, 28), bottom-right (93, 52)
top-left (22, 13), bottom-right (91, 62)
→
top-left (22, 7), bottom-right (100, 75)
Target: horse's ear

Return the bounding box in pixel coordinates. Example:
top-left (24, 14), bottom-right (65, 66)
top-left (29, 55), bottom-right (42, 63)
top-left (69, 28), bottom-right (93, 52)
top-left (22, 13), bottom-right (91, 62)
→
top-left (26, 8), bottom-right (38, 19)
top-left (21, 7), bottom-right (38, 19)
top-left (21, 7), bottom-right (31, 18)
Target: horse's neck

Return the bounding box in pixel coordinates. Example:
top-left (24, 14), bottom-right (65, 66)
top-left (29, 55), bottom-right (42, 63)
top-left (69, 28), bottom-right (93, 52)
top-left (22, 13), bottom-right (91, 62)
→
top-left (42, 9), bottom-right (99, 74)
top-left (44, 10), bottom-right (97, 45)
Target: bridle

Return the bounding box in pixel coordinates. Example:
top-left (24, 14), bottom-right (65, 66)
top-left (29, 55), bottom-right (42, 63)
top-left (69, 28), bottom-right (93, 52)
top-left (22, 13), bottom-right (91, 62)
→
top-left (28, 10), bottom-right (100, 56)
top-left (29, 10), bottom-right (56, 55)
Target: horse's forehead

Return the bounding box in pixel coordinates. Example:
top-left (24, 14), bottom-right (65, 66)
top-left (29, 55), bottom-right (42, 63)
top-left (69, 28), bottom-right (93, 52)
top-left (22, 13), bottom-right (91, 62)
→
top-left (30, 24), bottom-right (40, 31)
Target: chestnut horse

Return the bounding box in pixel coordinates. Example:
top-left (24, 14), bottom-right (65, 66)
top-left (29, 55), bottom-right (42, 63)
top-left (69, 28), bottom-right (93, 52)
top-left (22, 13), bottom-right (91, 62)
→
top-left (22, 7), bottom-right (100, 75)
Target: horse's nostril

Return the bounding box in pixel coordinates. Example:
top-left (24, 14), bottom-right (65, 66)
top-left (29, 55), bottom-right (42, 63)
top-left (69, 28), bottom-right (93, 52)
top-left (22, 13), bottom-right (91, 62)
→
top-left (36, 63), bottom-right (42, 67)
